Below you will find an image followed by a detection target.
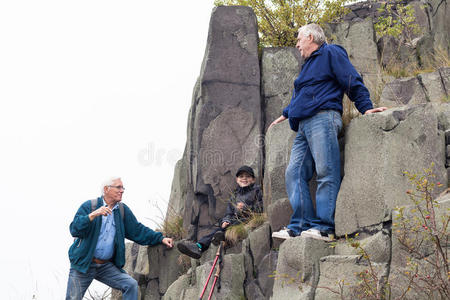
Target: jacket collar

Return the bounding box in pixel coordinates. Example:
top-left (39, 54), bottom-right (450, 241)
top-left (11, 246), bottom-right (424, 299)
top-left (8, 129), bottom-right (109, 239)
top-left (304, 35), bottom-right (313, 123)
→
top-left (236, 183), bottom-right (255, 194)
top-left (305, 42), bottom-right (327, 62)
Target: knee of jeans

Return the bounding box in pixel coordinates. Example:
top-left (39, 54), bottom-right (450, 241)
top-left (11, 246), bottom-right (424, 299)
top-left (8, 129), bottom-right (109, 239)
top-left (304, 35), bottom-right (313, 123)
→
top-left (125, 278), bottom-right (138, 291)
top-left (285, 164), bottom-right (296, 180)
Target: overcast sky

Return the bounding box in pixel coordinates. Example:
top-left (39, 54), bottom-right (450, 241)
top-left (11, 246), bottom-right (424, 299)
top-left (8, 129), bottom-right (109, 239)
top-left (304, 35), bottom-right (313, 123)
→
top-left (0, 1), bottom-right (214, 298)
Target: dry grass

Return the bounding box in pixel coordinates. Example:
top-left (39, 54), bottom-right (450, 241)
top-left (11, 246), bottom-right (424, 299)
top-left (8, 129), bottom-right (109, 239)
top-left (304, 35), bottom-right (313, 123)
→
top-left (225, 223), bottom-right (248, 245)
top-left (383, 46), bottom-right (449, 78)
top-left (152, 201), bottom-right (185, 241)
top-left (160, 215), bottom-right (185, 241)
top-left (224, 213), bottom-right (267, 245)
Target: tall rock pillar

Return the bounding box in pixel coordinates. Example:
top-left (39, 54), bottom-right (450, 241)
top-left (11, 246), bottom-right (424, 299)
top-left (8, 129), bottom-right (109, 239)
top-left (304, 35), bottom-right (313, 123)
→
top-left (170, 6), bottom-right (262, 240)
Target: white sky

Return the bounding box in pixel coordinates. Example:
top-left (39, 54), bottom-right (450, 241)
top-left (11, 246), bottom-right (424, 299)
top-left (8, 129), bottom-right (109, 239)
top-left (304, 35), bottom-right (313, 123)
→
top-left (0, 1), bottom-right (214, 299)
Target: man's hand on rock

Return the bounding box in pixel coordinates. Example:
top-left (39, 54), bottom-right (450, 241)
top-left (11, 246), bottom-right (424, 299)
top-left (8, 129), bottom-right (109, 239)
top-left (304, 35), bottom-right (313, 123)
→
top-left (221, 222), bottom-right (230, 229)
top-left (364, 107), bottom-right (388, 115)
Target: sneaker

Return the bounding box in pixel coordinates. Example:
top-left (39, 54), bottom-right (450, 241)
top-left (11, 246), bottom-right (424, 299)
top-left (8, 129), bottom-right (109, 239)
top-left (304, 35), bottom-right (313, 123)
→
top-left (272, 227), bottom-right (296, 240)
top-left (301, 228), bottom-right (334, 242)
top-left (211, 231), bottom-right (225, 246)
top-left (177, 240), bottom-right (202, 259)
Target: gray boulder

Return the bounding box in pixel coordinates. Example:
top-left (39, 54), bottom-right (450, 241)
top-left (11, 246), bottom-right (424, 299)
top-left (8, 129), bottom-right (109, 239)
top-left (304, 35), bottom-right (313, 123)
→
top-left (271, 237), bottom-right (334, 300)
top-left (167, 157), bottom-right (188, 218)
top-left (418, 69), bottom-right (448, 103)
top-left (334, 230), bottom-right (391, 263)
top-left (315, 255), bottom-right (389, 300)
top-left (267, 198), bottom-right (293, 233)
top-left (379, 76), bottom-right (427, 107)
top-left (327, 17), bottom-right (381, 100)
top-left (248, 222), bottom-right (271, 268)
top-left (389, 194), bottom-right (450, 299)
top-left (335, 104), bottom-right (447, 236)
top-left (162, 274), bottom-right (192, 300)
top-left (428, 0), bottom-right (450, 54)
top-left (256, 251), bottom-right (278, 299)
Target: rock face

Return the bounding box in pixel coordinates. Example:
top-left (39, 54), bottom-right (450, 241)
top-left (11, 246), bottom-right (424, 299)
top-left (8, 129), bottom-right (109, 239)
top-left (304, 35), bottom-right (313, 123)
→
top-left (271, 237), bottom-right (334, 300)
top-left (115, 2), bottom-right (450, 299)
top-left (327, 17), bottom-right (381, 99)
top-left (261, 48), bottom-right (301, 209)
top-left (335, 104), bottom-right (447, 236)
top-left (379, 67), bottom-right (450, 107)
top-left (167, 6), bottom-right (263, 241)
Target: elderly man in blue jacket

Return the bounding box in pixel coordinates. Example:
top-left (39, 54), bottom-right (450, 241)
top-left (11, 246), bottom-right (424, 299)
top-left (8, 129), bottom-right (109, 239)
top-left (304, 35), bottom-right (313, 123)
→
top-left (66, 177), bottom-right (173, 300)
top-left (270, 24), bottom-right (387, 241)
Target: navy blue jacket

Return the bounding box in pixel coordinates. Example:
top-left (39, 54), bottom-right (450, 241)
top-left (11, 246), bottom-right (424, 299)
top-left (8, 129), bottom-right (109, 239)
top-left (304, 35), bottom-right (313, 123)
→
top-left (283, 43), bottom-right (373, 131)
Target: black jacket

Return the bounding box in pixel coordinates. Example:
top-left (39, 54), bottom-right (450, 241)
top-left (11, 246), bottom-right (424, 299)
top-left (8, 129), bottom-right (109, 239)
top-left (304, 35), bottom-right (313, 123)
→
top-left (220, 184), bottom-right (263, 226)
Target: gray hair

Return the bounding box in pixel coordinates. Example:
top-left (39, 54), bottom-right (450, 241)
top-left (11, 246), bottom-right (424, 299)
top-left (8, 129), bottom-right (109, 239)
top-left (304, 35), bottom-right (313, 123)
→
top-left (101, 176), bottom-right (121, 195)
top-left (298, 24), bottom-right (326, 45)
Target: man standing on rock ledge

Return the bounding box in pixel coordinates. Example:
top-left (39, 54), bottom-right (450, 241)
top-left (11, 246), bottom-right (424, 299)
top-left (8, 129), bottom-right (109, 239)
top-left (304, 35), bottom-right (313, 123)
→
top-left (269, 24), bottom-right (387, 241)
top-left (66, 177), bottom-right (173, 300)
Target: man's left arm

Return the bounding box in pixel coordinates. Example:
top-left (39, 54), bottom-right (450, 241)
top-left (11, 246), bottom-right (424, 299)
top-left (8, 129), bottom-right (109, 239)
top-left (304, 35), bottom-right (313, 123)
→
top-left (330, 46), bottom-right (387, 114)
top-left (123, 205), bottom-right (173, 248)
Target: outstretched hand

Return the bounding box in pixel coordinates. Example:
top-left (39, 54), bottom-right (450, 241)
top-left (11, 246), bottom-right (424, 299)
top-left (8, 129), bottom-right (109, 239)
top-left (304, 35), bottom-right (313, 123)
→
top-left (162, 237), bottom-right (173, 248)
top-left (364, 107), bottom-right (388, 115)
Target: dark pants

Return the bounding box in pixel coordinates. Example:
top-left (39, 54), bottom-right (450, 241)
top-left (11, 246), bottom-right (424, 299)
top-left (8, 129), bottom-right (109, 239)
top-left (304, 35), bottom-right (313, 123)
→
top-left (197, 226), bottom-right (225, 251)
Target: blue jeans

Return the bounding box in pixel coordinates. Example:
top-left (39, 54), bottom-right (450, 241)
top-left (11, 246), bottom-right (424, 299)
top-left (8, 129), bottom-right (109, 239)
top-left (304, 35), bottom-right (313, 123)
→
top-left (285, 110), bottom-right (342, 235)
top-left (66, 262), bottom-right (138, 300)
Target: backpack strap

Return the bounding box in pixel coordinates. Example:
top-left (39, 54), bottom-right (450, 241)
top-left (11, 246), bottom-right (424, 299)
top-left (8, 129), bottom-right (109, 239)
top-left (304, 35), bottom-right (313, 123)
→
top-left (118, 202), bottom-right (124, 221)
top-left (91, 198), bottom-right (98, 212)
top-left (90, 198), bottom-right (124, 220)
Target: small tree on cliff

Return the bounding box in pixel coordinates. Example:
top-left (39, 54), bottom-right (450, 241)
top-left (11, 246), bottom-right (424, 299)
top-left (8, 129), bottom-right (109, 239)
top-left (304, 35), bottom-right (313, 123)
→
top-left (214, 0), bottom-right (352, 47)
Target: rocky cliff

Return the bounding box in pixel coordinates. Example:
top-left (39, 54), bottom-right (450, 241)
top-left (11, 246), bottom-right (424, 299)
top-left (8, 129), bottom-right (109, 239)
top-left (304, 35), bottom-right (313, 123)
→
top-left (113, 2), bottom-right (450, 299)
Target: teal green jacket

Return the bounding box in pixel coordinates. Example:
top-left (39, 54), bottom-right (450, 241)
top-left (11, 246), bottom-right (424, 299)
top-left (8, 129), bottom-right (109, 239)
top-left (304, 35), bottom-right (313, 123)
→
top-left (68, 197), bottom-right (164, 273)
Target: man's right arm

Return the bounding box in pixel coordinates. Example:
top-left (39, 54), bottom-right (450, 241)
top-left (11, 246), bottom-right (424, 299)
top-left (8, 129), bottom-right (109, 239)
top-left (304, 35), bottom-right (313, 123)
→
top-left (69, 201), bottom-right (94, 238)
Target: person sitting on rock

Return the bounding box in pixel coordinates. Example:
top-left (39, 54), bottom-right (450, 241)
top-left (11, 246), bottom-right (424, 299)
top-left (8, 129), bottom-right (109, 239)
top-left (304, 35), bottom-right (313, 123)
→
top-left (177, 165), bottom-right (263, 259)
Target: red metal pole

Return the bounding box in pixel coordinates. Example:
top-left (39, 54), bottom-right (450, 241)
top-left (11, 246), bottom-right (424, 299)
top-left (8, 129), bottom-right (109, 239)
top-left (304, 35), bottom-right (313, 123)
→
top-left (199, 243), bottom-right (222, 300)
top-left (207, 264), bottom-right (221, 300)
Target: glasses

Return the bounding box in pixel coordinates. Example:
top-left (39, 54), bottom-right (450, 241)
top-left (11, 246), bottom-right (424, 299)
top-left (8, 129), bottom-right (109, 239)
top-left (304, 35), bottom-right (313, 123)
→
top-left (108, 185), bottom-right (125, 190)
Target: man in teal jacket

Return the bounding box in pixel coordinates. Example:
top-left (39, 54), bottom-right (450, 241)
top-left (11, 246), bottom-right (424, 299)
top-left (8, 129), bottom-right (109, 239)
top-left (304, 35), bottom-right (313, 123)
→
top-left (66, 177), bottom-right (173, 300)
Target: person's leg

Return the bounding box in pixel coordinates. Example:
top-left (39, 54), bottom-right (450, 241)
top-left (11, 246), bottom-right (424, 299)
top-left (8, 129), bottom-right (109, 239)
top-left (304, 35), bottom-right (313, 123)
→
top-left (285, 128), bottom-right (317, 236)
top-left (304, 110), bottom-right (342, 233)
top-left (95, 262), bottom-right (138, 300)
top-left (197, 226), bottom-right (223, 251)
top-left (65, 267), bottom-right (95, 300)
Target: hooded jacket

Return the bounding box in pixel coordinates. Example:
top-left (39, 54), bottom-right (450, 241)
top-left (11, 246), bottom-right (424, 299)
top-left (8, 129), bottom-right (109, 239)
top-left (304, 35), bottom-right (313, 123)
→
top-left (68, 197), bottom-right (164, 273)
top-left (283, 43), bottom-right (373, 132)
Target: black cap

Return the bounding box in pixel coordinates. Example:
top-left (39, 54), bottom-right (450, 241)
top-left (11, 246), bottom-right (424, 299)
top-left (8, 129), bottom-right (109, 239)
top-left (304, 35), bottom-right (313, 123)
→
top-left (236, 165), bottom-right (255, 178)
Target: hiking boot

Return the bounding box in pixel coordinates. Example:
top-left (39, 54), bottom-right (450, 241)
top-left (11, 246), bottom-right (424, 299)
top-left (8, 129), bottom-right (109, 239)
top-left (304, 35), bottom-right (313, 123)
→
top-left (271, 227), bottom-right (297, 240)
top-left (177, 240), bottom-right (202, 259)
top-left (211, 230), bottom-right (225, 246)
top-left (300, 228), bottom-right (335, 242)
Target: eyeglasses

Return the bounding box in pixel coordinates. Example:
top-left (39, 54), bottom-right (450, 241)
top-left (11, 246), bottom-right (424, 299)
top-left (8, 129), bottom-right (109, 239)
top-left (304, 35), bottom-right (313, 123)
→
top-left (108, 185), bottom-right (125, 190)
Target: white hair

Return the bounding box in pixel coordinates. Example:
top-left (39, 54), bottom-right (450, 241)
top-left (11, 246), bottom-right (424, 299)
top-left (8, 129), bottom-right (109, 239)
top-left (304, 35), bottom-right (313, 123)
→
top-left (101, 176), bottom-right (121, 195)
top-left (298, 24), bottom-right (326, 45)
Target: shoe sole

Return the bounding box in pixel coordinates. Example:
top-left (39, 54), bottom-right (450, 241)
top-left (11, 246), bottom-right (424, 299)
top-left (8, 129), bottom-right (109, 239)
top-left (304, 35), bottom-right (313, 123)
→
top-left (300, 232), bottom-right (333, 242)
top-left (177, 243), bottom-right (201, 259)
top-left (271, 233), bottom-right (291, 240)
